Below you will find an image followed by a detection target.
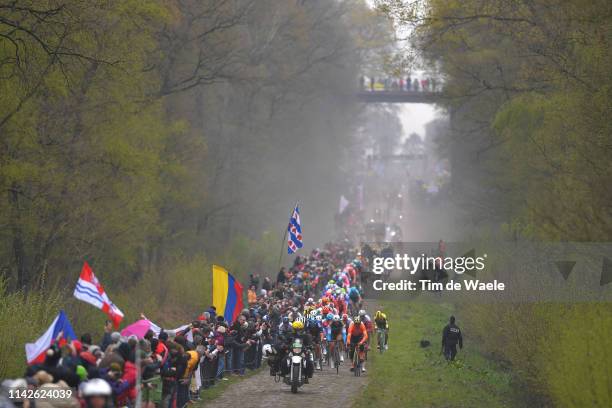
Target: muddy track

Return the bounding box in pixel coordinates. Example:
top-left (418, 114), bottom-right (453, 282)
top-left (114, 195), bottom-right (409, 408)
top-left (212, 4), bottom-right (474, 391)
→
top-left (205, 300), bottom-right (377, 408)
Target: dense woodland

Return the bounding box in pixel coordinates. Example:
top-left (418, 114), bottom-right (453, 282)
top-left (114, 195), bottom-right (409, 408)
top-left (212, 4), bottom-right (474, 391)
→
top-left (0, 0), bottom-right (392, 376)
top-left (377, 0), bottom-right (612, 406)
top-left (1, 1), bottom-right (611, 406)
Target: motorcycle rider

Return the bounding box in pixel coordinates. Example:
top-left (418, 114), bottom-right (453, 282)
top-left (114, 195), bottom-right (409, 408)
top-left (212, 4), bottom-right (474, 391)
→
top-left (441, 315), bottom-right (463, 361)
top-left (277, 319), bottom-right (314, 382)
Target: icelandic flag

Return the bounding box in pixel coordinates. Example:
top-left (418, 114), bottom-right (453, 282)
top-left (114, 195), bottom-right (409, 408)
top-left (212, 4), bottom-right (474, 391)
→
top-left (212, 265), bottom-right (244, 324)
top-left (25, 310), bottom-right (76, 365)
top-left (287, 203), bottom-right (303, 254)
top-left (73, 262), bottom-right (124, 328)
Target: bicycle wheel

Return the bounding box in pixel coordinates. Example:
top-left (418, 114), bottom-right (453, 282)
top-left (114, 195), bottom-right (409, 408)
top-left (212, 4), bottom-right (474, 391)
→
top-left (334, 346), bottom-right (340, 374)
top-left (324, 341), bottom-right (331, 368)
top-left (353, 346), bottom-right (360, 377)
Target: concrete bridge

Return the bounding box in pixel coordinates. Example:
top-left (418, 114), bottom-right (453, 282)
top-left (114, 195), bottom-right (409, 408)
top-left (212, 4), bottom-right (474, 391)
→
top-left (357, 90), bottom-right (441, 104)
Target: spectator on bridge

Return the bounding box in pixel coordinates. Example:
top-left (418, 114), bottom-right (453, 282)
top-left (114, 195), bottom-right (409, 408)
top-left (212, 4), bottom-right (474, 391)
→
top-left (370, 76), bottom-right (375, 91)
top-left (413, 78), bottom-right (420, 91)
top-left (421, 78), bottom-right (428, 91)
top-left (406, 76), bottom-right (411, 90)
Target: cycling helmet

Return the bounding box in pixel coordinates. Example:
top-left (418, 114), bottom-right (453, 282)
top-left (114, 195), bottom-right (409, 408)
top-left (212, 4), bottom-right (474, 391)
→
top-left (282, 316), bottom-right (289, 324)
top-left (342, 313), bottom-right (348, 320)
top-left (292, 320), bottom-right (304, 330)
top-left (333, 315), bottom-right (340, 322)
top-left (326, 313), bottom-right (334, 321)
top-left (322, 306), bottom-right (330, 315)
top-left (82, 378), bottom-right (112, 397)
top-left (262, 344), bottom-right (275, 355)
top-left (353, 316), bottom-right (361, 324)
top-left (359, 309), bottom-right (366, 317)
top-left (375, 311), bottom-right (383, 319)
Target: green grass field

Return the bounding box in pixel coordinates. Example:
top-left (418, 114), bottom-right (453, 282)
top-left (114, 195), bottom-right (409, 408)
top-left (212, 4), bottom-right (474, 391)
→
top-left (355, 301), bottom-right (519, 408)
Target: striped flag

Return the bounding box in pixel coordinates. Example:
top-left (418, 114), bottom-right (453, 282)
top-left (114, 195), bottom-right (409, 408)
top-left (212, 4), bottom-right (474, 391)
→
top-left (212, 265), bottom-right (244, 324)
top-left (287, 203), bottom-right (303, 254)
top-left (73, 262), bottom-right (124, 328)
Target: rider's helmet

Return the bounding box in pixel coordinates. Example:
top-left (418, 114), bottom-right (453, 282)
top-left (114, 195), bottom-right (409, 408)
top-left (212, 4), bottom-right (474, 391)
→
top-left (322, 306), bottom-right (330, 315)
top-left (282, 316), bottom-right (289, 324)
top-left (292, 320), bottom-right (304, 330)
top-left (333, 315), bottom-right (340, 322)
top-left (326, 313), bottom-right (334, 321)
top-left (342, 313), bottom-right (348, 320)
top-left (353, 316), bottom-right (361, 324)
top-left (359, 309), bottom-right (366, 317)
top-left (375, 310), bottom-right (383, 319)
top-left (262, 344), bottom-right (275, 355)
top-left (82, 378), bottom-right (112, 407)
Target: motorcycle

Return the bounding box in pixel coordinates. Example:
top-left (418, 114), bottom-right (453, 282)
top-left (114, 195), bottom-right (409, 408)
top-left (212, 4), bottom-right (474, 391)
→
top-left (284, 338), bottom-right (309, 393)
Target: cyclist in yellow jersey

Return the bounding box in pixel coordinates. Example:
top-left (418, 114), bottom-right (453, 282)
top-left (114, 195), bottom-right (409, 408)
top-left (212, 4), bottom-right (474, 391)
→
top-left (374, 310), bottom-right (389, 350)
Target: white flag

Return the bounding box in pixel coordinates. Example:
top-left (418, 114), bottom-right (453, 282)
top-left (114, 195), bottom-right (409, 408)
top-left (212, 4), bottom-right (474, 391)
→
top-left (339, 195), bottom-right (350, 214)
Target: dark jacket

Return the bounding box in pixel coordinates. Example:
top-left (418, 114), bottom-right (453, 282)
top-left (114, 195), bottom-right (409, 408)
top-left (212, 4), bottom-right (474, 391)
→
top-left (442, 323), bottom-right (463, 348)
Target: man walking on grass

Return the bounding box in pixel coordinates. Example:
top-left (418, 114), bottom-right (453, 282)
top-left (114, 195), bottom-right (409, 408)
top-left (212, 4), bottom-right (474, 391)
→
top-left (442, 315), bottom-right (463, 361)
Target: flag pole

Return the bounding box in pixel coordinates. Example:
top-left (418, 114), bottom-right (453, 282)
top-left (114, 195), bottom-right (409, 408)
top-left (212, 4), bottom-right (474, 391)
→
top-left (277, 226), bottom-right (288, 270)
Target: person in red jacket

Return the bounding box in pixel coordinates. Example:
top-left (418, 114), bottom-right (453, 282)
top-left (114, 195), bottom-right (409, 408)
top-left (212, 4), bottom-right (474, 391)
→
top-left (115, 343), bottom-right (137, 407)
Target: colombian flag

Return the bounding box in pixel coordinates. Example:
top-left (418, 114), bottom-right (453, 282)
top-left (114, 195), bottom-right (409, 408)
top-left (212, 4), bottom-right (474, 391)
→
top-left (212, 265), bottom-right (244, 324)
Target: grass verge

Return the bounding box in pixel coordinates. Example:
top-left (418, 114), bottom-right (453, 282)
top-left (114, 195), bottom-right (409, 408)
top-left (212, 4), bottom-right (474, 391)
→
top-left (355, 301), bottom-right (519, 408)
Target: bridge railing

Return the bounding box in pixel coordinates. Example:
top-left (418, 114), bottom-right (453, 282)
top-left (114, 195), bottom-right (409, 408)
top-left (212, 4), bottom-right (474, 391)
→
top-left (359, 76), bottom-right (442, 93)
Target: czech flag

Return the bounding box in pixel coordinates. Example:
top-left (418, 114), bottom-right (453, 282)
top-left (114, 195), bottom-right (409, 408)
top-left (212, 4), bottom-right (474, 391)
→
top-left (212, 265), bottom-right (244, 324)
top-left (25, 310), bottom-right (76, 365)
